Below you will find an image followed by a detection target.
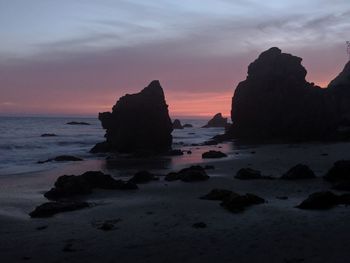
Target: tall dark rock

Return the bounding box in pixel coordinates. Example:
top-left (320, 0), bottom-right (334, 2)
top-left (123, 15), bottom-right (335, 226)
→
top-left (202, 113), bottom-right (228, 128)
top-left (229, 47), bottom-right (336, 140)
top-left (328, 61), bottom-right (350, 126)
top-left (94, 80), bottom-right (173, 153)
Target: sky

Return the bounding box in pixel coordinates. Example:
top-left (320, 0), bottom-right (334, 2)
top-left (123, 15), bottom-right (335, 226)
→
top-left (0, 0), bottom-right (349, 117)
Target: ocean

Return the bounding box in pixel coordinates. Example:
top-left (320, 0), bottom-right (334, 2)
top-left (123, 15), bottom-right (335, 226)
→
top-left (0, 116), bottom-right (225, 176)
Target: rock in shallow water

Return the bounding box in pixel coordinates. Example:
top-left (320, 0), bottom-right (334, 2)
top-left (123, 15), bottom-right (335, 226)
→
top-left (38, 155), bottom-right (83, 164)
top-left (202, 113), bottom-right (228, 128)
top-left (30, 201), bottom-right (90, 218)
top-left (93, 80), bottom-right (173, 153)
top-left (173, 119), bottom-right (183, 129)
top-left (202, 150), bottom-right (227, 159)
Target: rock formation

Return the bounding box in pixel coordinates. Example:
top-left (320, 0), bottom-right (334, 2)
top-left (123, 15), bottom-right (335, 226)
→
top-left (229, 47), bottom-right (337, 141)
top-left (327, 61), bottom-right (350, 130)
top-left (203, 113), bottom-right (227, 128)
top-left (173, 119), bottom-right (183, 129)
top-left (93, 80), bottom-right (173, 153)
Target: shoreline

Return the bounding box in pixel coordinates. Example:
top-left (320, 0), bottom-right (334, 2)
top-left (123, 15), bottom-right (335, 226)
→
top-left (1, 141), bottom-right (350, 262)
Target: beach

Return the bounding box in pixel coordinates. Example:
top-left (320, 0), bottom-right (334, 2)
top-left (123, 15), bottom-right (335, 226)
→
top-left (1, 136), bottom-right (350, 262)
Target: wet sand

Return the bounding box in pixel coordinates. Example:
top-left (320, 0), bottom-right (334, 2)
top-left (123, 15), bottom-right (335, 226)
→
top-left (1, 142), bottom-right (350, 263)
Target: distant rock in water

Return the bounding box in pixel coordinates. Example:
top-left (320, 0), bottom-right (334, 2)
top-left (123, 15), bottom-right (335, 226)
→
top-left (183, 124), bottom-right (193, 128)
top-left (41, 133), bottom-right (57, 137)
top-left (38, 155), bottom-right (83, 164)
top-left (228, 47), bottom-right (337, 141)
top-left (66, 121), bottom-right (90, 125)
top-left (173, 119), bottom-right (183, 129)
top-left (202, 113), bottom-right (227, 128)
top-left (93, 80), bottom-right (173, 153)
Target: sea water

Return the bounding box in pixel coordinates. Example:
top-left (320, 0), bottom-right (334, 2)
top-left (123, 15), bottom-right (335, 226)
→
top-left (0, 116), bottom-right (224, 176)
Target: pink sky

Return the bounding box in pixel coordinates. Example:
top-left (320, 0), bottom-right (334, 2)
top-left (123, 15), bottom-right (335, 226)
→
top-left (0, 1), bottom-right (349, 118)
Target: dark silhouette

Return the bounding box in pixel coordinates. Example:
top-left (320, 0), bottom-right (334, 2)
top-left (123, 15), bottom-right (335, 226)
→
top-left (228, 47), bottom-right (342, 141)
top-left (202, 113), bottom-right (227, 128)
top-left (172, 119), bottom-right (183, 129)
top-left (92, 80), bottom-right (173, 153)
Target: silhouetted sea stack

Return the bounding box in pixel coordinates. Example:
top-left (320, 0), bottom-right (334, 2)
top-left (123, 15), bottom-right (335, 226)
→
top-left (173, 119), bottom-right (183, 129)
top-left (92, 80), bottom-right (173, 153)
top-left (203, 113), bottom-right (227, 128)
top-left (228, 47), bottom-right (338, 141)
top-left (328, 61), bottom-right (350, 131)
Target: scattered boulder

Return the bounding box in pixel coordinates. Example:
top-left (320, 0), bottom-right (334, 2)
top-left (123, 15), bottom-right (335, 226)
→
top-left (202, 140), bottom-right (218, 146)
top-left (183, 124), bottom-right (193, 128)
top-left (29, 201), bottom-right (89, 218)
top-left (38, 155), bottom-right (83, 164)
top-left (281, 164), bottom-right (316, 180)
top-left (129, 171), bottom-right (158, 184)
top-left (324, 160), bottom-right (350, 182)
top-left (202, 113), bottom-right (228, 128)
top-left (235, 168), bottom-right (262, 180)
top-left (41, 133), bottom-right (57, 137)
top-left (202, 150), bottom-right (227, 159)
top-left (165, 166), bottom-right (209, 182)
top-left (297, 191), bottom-right (340, 210)
top-left (44, 171), bottom-right (137, 200)
top-left (66, 121), bottom-right (90, 125)
top-left (173, 119), bottom-right (183, 129)
top-left (204, 165), bottom-right (215, 170)
top-left (200, 189), bottom-right (233, 200)
top-left (220, 193), bottom-right (265, 213)
top-left (93, 80), bottom-right (173, 153)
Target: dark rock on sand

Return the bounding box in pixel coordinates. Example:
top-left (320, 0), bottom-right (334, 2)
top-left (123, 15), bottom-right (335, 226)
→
top-left (94, 80), bottom-right (173, 153)
top-left (297, 191), bottom-right (340, 210)
top-left (165, 166), bottom-right (209, 182)
top-left (221, 193), bottom-right (265, 213)
top-left (324, 160), bottom-right (350, 182)
top-left (183, 124), bottom-right (193, 128)
top-left (202, 113), bottom-right (228, 128)
top-left (40, 133), bottom-right (57, 137)
top-left (200, 189), bottom-right (233, 201)
top-left (29, 201), bottom-right (89, 218)
top-left (235, 168), bottom-right (262, 180)
top-left (281, 164), bottom-right (316, 180)
top-left (44, 171), bottom-right (137, 200)
top-left (66, 121), bottom-right (90, 125)
top-left (129, 171), bottom-right (158, 184)
top-left (173, 119), bottom-right (183, 129)
top-left (228, 47), bottom-right (336, 141)
top-left (202, 150), bottom-right (227, 159)
top-left (38, 155), bottom-right (83, 164)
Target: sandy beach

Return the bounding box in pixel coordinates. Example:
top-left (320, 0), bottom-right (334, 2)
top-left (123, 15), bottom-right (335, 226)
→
top-left (1, 141), bottom-right (350, 263)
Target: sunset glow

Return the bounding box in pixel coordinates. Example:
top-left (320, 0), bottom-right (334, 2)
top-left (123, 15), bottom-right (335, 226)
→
top-left (0, 0), bottom-right (349, 117)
